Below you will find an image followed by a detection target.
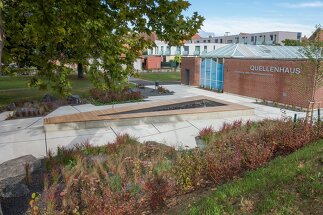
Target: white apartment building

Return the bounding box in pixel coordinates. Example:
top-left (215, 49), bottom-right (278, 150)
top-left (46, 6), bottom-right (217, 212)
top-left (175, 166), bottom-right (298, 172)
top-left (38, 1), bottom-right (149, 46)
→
top-left (190, 31), bottom-right (302, 45)
top-left (145, 40), bottom-right (227, 57)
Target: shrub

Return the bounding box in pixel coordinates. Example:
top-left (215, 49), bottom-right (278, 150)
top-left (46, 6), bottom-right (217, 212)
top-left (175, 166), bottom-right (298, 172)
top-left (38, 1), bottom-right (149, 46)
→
top-left (7, 100), bottom-right (67, 119)
top-left (256, 119), bottom-right (315, 155)
top-left (219, 120), bottom-right (243, 133)
top-left (198, 126), bottom-right (214, 144)
top-left (29, 192), bottom-right (40, 215)
top-left (206, 142), bottom-right (243, 184)
top-left (156, 86), bottom-right (172, 94)
top-left (90, 88), bottom-right (143, 104)
top-left (173, 149), bottom-right (205, 190)
top-left (144, 174), bottom-right (170, 210)
top-left (237, 134), bottom-right (274, 169)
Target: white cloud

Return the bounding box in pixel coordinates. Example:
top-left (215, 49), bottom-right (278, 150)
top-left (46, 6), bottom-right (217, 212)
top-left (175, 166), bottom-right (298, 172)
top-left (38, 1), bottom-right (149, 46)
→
top-left (201, 17), bottom-right (315, 37)
top-left (280, 1), bottom-right (323, 8)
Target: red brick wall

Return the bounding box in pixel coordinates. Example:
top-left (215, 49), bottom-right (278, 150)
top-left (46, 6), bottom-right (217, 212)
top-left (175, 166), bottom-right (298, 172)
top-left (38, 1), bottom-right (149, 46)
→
top-left (319, 30), bottom-right (323, 42)
top-left (223, 59), bottom-right (319, 107)
top-left (309, 29), bottom-right (323, 42)
top-left (181, 57), bottom-right (201, 86)
top-left (314, 87), bottom-right (323, 106)
top-left (144, 56), bottom-right (162, 69)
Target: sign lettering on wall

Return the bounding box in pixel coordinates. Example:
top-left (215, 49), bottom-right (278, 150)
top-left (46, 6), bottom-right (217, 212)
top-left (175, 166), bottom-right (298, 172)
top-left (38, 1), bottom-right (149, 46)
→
top-left (250, 65), bottom-right (301, 74)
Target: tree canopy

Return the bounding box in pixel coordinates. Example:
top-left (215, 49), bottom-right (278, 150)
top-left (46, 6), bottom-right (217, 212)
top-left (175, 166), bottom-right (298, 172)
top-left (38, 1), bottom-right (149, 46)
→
top-left (1, 0), bottom-right (204, 95)
top-left (282, 39), bottom-right (302, 46)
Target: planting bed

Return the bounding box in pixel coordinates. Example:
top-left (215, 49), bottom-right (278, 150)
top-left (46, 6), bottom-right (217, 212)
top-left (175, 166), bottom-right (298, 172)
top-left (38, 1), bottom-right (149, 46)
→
top-left (12, 119), bottom-right (323, 215)
top-left (132, 86), bottom-right (174, 98)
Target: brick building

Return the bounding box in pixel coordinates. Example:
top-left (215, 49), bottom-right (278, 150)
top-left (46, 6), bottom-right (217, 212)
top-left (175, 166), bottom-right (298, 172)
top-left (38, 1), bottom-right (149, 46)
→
top-left (143, 56), bottom-right (163, 70)
top-left (181, 57), bottom-right (201, 85)
top-left (181, 44), bottom-right (321, 108)
top-left (309, 27), bottom-right (323, 42)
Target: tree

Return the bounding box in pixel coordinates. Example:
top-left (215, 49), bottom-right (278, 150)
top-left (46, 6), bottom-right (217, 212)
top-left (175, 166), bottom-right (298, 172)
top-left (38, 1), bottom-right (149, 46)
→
top-left (0, 1), bottom-right (4, 75)
top-left (77, 63), bottom-right (84, 79)
top-left (292, 25), bottom-right (323, 122)
top-left (1, 0), bottom-right (204, 95)
top-left (282, 39), bottom-right (302, 46)
top-left (302, 25), bottom-right (323, 104)
top-left (174, 54), bottom-right (182, 68)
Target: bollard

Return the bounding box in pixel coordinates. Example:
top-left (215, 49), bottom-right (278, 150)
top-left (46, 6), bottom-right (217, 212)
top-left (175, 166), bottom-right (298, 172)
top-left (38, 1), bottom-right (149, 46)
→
top-left (155, 81), bottom-right (159, 89)
top-left (318, 108), bottom-right (321, 123)
top-left (293, 113), bottom-right (297, 128)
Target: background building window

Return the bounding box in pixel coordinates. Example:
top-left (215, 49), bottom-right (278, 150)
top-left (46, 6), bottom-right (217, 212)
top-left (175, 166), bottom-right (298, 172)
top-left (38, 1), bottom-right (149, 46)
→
top-left (194, 46), bottom-right (200, 55)
top-left (183, 46), bottom-right (189, 55)
top-left (166, 46), bottom-right (170, 55)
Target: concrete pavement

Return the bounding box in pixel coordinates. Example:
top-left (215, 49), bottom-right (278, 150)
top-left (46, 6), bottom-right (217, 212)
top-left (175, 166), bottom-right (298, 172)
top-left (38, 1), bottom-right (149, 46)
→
top-left (0, 84), bottom-right (307, 164)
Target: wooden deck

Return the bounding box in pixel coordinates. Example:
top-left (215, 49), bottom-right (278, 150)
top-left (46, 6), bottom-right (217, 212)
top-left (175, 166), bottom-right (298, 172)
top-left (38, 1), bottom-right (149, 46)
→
top-left (44, 96), bottom-right (253, 125)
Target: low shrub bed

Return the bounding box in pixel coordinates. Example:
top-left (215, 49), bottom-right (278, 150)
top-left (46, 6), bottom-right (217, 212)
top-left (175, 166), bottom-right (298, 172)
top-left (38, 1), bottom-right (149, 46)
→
top-left (4, 94), bottom-right (87, 119)
top-left (30, 119), bottom-right (323, 214)
top-left (89, 88), bottom-right (143, 104)
top-left (187, 138), bottom-right (323, 215)
top-left (6, 101), bottom-right (67, 119)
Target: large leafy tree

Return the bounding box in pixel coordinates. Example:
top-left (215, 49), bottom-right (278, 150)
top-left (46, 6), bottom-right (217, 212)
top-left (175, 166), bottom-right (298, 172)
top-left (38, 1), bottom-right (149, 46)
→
top-left (1, 0), bottom-right (204, 95)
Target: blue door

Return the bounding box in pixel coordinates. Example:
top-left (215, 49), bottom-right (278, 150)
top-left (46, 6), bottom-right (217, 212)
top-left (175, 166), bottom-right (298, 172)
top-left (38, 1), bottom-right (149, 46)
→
top-left (200, 58), bottom-right (224, 90)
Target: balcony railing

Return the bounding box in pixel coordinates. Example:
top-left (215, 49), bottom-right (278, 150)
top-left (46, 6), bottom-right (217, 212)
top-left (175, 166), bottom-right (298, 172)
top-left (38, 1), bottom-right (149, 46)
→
top-left (158, 51), bottom-right (164, 55)
top-left (165, 50), bottom-right (171, 56)
top-left (183, 51), bottom-right (189, 55)
top-left (175, 50), bottom-right (181, 55)
top-left (193, 51), bottom-right (200, 55)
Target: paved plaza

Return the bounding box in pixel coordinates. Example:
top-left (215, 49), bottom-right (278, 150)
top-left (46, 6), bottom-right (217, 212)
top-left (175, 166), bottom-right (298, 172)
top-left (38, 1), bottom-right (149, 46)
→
top-left (0, 85), bottom-right (307, 164)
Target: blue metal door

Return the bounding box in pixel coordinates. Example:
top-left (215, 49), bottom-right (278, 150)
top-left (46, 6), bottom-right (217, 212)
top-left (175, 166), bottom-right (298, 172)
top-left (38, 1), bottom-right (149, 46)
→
top-left (200, 58), bottom-right (223, 90)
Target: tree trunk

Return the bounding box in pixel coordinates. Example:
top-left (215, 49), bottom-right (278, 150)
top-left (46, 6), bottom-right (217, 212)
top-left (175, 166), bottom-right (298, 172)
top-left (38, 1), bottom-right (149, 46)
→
top-left (77, 63), bottom-right (84, 79)
top-left (0, 10), bottom-right (5, 76)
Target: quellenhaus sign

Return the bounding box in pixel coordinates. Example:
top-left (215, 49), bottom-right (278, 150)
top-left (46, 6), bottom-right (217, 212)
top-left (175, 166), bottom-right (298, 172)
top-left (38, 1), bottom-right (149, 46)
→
top-left (250, 65), bottom-right (301, 74)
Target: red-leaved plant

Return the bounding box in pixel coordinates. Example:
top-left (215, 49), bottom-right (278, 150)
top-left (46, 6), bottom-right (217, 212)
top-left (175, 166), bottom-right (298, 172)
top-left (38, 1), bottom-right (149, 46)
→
top-left (198, 126), bottom-right (215, 143)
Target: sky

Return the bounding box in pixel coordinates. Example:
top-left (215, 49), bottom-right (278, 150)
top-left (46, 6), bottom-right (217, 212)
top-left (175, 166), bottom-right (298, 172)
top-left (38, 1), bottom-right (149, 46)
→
top-left (184, 0), bottom-right (323, 37)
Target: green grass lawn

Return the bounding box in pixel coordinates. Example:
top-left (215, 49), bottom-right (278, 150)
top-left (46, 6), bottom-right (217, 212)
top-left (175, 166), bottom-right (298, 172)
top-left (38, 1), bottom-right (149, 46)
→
top-left (0, 76), bottom-right (94, 106)
top-left (139, 72), bottom-right (181, 82)
top-left (186, 141), bottom-right (323, 215)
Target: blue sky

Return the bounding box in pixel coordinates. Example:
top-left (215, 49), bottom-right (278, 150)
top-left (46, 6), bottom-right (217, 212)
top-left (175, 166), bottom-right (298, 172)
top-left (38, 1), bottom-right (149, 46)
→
top-left (185, 0), bottom-right (323, 37)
